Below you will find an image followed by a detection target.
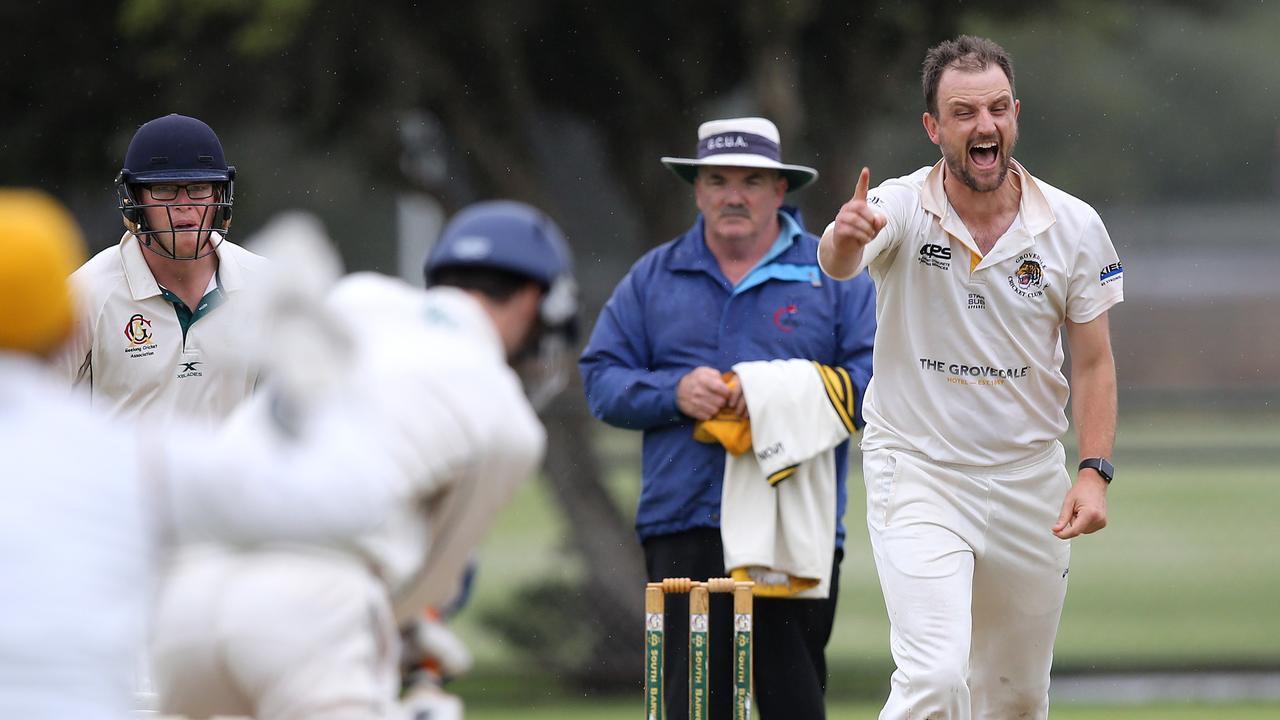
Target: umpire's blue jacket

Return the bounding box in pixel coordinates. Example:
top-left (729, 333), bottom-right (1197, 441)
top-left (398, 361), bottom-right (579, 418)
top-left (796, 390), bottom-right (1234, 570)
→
top-left (579, 208), bottom-right (876, 546)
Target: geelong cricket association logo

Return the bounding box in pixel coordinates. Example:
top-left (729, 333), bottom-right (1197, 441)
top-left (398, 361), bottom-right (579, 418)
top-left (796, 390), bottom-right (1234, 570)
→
top-left (123, 313), bottom-right (158, 358)
top-left (124, 313), bottom-right (153, 345)
top-left (1008, 252), bottom-right (1048, 299)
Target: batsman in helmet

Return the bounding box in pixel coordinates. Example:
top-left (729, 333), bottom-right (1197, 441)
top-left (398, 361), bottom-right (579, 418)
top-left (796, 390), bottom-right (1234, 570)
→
top-left (55, 113), bottom-right (270, 427)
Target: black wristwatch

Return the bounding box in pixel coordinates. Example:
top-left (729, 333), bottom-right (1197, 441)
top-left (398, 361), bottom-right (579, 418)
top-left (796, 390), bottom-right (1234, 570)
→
top-left (1078, 457), bottom-right (1114, 484)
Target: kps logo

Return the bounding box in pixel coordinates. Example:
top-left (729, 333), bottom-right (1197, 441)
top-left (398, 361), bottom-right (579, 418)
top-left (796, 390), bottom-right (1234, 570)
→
top-left (917, 243), bottom-right (952, 270)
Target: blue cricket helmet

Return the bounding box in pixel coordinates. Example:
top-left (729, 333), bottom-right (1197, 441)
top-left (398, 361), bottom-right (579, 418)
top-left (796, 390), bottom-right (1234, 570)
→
top-left (426, 201), bottom-right (579, 410)
top-left (425, 200), bottom-right (577, 333)
top-left (114, 114), bottom-right (236, 259)
top-left (119, 114), bottom-right (234, 183)
top-left (426, 200), bottom-right (572, 288)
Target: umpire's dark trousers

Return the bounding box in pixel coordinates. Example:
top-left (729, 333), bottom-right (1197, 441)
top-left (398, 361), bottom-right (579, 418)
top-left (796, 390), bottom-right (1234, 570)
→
top-left (643, 527), bottom-right (841, 720)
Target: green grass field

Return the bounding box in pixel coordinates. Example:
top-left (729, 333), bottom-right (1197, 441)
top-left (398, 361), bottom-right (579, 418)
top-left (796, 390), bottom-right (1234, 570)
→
top-left (462, 699), bottom-right (1280, 719)
top-left (450, 406), bottom-right (1280, 714)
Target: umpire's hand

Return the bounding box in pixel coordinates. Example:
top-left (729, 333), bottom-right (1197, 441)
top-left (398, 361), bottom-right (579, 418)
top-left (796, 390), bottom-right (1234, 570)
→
top-left (677, 367), bottom-right (732, 420)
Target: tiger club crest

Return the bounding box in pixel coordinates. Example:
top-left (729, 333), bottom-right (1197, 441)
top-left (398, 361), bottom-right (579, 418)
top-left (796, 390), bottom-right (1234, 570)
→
top-left (1008, 252), bottom-right (1048, 298)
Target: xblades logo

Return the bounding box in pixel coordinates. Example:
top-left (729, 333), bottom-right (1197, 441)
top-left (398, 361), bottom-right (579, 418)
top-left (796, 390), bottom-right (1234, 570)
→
top-left (177, 361), bottom-right (203, 378)
top-left (917, 243), bottom-right (952, 270)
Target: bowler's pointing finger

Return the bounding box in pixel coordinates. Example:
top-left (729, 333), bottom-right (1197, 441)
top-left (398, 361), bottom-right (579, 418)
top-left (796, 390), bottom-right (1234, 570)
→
top-left (853, 167), bottom-right (871, 201)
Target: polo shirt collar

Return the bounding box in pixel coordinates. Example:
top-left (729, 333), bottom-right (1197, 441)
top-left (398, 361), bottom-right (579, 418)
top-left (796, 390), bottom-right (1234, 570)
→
top-left (921, 159), bottom-right (1056, 234)
top-left (920, 158), bottom-right (1057, 267)
top-left (763, 209), bottom-right (805, 264)
top-left (667, 216), bottom-right (715, 273)
top-left (120, 231), bottom-right (239, 301)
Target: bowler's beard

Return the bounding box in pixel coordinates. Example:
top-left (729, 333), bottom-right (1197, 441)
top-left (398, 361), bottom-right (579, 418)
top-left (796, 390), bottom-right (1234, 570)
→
top-left (943, 128), bottom-right (1018, 193)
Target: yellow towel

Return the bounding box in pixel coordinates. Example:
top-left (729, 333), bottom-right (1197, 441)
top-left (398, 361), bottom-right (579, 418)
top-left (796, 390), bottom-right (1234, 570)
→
top-left (692, 373), bottom-right (752, 456)
top-left (729, 566), bottom-right (820, 597)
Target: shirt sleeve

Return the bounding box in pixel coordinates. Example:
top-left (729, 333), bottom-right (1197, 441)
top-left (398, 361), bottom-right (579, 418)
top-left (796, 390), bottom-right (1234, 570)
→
top-left (52, 271), bottom-right (94, 388)
top-left (156, 392), bottom-right (404, 547)
top-left (835, 272), bottom-right (877, 430)
top-left (1066, 210), bottom-right (1125, 324)
top-left (578, 264), bottom-right (687, 430)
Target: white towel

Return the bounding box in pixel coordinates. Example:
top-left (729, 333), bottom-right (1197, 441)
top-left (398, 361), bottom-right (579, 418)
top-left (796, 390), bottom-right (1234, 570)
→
top-left (719, 359), bottom-right (855, 599)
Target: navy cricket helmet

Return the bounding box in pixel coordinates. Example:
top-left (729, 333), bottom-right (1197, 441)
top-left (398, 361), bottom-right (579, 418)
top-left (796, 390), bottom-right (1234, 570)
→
top-left (426, 200), bottom-right (579, 409)
top-left (115, 114), bottom-right (235, 259)
top-left (425, 200), bottom-right (577, 336)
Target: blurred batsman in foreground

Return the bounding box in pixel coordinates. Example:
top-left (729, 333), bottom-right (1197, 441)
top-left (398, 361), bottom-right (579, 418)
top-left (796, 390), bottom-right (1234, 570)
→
top-left (581, 117), bottom-right (876, 719)
top-left (819, 36), bottom-right (1124, 720)
top-left (0, 190), bottom-right (402, 720)
top-left (150, 200), bottom-right (578, 720)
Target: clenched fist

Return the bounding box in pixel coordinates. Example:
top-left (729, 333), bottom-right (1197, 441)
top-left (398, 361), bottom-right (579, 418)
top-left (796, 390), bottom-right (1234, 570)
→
top-left (676, 366), bottom-right (732, 421)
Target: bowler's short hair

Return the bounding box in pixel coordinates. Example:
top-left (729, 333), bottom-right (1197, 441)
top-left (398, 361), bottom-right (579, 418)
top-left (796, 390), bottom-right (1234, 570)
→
top-left (922, 35), bottom-right (1015, 116)
top-left (428, 265), bottom-right (540, 302)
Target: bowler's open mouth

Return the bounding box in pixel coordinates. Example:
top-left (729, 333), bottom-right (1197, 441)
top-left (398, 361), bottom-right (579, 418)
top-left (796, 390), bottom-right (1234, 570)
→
top-left (969, 141), bottom-right (998, 169)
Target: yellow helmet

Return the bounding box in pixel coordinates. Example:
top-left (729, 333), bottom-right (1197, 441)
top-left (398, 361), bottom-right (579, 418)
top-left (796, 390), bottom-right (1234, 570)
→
top-left (0, 189), bottom-right (87, 355)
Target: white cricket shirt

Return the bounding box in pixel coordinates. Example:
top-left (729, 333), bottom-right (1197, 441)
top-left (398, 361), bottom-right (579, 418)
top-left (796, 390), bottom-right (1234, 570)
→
top-left (0, 352), bottom-right (395, 720)
top-left (324, 276), bottom-right (547, 623)
top-left (57, 232), bottom-right (269, 426)
top-left (823, 161), bottom-right (1124, 466)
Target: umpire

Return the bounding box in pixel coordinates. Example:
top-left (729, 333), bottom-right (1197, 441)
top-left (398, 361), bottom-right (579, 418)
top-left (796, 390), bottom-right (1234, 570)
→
top-left (580, 117), bottom-right (876, 719)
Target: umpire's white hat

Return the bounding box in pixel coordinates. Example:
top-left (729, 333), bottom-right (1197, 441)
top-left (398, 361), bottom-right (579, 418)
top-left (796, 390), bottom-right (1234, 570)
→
top-left (660, 117), bottom-right (818, 192)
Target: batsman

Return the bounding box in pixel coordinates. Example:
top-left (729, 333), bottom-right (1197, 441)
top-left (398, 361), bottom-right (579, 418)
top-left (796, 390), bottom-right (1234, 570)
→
top-left (818, 36), bottom-right (1124, 719)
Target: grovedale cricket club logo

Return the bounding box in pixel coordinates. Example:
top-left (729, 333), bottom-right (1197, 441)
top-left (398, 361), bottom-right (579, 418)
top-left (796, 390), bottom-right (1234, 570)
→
top-left (1008, 252), bottom-right (1048, 299)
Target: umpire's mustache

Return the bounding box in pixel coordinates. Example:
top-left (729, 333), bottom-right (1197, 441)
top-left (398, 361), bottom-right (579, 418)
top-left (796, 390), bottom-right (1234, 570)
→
top-left (719, 205), bottom-right (751, 218)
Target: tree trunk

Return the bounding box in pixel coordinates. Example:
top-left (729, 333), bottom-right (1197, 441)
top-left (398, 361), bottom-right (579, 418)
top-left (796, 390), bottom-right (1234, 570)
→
top-left (539, 365), bottom-right (649, 687)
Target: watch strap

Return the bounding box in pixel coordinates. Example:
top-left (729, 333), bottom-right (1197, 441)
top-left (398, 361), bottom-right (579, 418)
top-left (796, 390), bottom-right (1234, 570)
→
top-left (1078, 457), bottom-right (1114, 483)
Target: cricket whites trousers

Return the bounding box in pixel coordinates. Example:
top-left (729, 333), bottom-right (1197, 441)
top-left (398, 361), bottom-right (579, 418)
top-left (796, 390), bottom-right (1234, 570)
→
top-left (863, 441), bottom-right (1072, 720)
